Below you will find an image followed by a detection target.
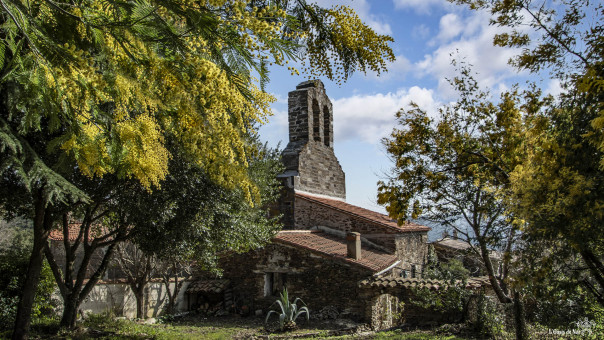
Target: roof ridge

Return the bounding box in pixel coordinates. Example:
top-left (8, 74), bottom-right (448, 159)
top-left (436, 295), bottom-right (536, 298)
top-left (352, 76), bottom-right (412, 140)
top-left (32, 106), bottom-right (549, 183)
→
top-left (294, 192), bottom-right (429, 233)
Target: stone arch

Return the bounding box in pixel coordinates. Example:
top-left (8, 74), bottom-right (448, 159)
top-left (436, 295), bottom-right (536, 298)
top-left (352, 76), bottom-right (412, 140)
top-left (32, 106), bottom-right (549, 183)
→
top-left (312, 98), bottom-right (322, 142)
top-left (323, 105), bottom-right (331, 147)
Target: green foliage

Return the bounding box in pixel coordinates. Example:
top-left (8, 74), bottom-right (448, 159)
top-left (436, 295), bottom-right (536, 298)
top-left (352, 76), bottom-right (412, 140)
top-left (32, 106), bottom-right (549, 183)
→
top-left (585, 304), bottom-right (604, 339)
top-left (455, 0), bottom-right (604, 309)
top-left (470, 294), bottom-right (506, 339)
top-left (378, 65), bottom-right (546, 303)
top-left (424, 257), bottom-right (470, 282)
top-left (265, 288), bottom-right (310, 331)
top-left (132, 135), bottom-right (283, 271)
top-left (410, 259), bottom-right (470, 317)
top-left (0, 222), bottom-right (56, 330)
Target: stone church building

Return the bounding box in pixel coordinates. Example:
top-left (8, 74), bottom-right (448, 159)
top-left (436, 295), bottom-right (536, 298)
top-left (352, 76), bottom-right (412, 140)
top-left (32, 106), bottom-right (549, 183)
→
top-left (195, 80), bottom-right (462, 328)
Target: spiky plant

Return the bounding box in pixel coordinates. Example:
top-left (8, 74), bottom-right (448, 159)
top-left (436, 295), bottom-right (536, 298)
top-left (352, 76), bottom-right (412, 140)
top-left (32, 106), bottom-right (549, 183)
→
top-left (265, 288), bottom-right (310, 332)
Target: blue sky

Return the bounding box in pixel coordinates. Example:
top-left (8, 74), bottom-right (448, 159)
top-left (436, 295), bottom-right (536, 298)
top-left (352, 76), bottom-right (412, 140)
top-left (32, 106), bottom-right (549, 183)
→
top-left (258, 0), bottom-right (562, 214)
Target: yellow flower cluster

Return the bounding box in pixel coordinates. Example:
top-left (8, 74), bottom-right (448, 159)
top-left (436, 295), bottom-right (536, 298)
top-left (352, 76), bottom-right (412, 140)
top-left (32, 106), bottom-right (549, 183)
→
top-left (29, 1), bottom-right (284, 200)
top-left (302, 5), bottom-right (395, 85)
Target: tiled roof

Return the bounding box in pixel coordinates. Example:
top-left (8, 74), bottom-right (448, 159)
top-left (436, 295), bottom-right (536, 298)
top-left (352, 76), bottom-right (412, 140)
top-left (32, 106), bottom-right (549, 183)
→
top-left (432, 237), bottom-right (472, 251)
top-left (273, 230), bottom-right (398, 273)
top-left (432, 237), bottom-right (502, 260)
top-left (295, 192), bottom-right (430, 233)
top-left (48, 223), bottom-right (108, 242)
top-left (358, 276), bottom-right (491, 290)
top-left (186, 279), bottom-right (230, 294)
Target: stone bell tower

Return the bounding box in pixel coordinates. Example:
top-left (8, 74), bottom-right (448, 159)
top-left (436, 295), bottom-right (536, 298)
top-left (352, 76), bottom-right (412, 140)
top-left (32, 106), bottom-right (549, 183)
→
top-left (278, 80), bottom-right (346, 227)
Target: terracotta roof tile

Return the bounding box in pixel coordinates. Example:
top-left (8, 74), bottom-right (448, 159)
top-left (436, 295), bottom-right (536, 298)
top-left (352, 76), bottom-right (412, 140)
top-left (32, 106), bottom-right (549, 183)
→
top-left (295, 192), bottom-right (430, 233)
top-left (432, 237), bottom-right (472, 251)
top-left (358, 276), bottom-right (491, 290)
top-left (273, 230), bottom-right (397, 273)
top-left (186, 279), bottom-right (230, 294)
top-left (48, 223), bottom-right (108, 242)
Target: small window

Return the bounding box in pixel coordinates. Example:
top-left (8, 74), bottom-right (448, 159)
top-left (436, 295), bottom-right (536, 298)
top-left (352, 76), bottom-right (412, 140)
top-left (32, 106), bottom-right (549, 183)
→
top-left (400, 270), bottom-right (407, 278)
top-left (411, 264), bottom-right (417, 278)
top-left (264, 272), bottom-right (287, 297)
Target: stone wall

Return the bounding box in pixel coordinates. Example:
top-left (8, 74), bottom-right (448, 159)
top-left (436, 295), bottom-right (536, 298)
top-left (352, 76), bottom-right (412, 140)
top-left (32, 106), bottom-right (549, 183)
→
top-left (293, 196), bottom-right (400, 238)
top-left (49, 240), bottom-right (113, 280)
top-left (57, 280), bottom-right (190, 319)
top-left (394, 232), bottom-right (429, 277)
top-left (280, 80), bottom-right (345, 200)
top-left (218, 243), bottom-right (374, 319)
top-left (289, 197), bottom-right (429, 276)
top-left (359, 286), bottom-right (466, 330)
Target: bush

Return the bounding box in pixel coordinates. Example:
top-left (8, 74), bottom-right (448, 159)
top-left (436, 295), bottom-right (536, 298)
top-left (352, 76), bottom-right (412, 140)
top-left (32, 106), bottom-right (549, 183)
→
top-left (409, 258), bottom-right (470, 319)
top-left (471, 294), bottom-right (506, 339)
top-left (0, 221), bottom-right (57, 330)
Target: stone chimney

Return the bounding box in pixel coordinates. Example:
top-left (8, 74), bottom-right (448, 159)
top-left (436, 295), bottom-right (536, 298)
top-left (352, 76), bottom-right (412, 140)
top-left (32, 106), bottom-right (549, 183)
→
top-left (346, 232), bottom-right (361, 260)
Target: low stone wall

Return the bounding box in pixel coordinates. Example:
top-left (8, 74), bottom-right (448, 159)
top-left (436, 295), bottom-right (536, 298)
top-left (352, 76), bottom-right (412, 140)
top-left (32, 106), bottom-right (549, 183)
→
top-left (360, 288), bottom-right (462, 330)
top-left (54, 280), bottom-right (191, 319)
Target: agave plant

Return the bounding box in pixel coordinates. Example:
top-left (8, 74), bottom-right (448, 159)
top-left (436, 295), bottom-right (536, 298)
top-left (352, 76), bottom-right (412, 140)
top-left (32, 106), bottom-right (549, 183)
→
top-left (265, 288), bottom-right (310, 331)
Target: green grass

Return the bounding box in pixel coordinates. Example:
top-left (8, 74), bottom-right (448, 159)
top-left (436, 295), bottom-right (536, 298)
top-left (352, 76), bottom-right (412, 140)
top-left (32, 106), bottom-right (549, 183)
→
top-left (0, 313), bottom-right (479, 340)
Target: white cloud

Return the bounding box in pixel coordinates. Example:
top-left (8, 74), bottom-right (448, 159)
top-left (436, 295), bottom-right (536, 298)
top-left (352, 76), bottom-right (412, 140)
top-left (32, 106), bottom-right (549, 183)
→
top-left (259, 108), bottom-right (288, 147)
top-left (312, 0), bottom-right (392, 35)
top-left (545, 78), bottom-right (564, 97)
top-left (332, 87), bottom-right (440, 144)
top-left (433, 13), bottom-right (463, 44)
top-left (415, 11), bottom-right (525, 98)
top-left (412, 24), bottom-right (431, 40)
top-left (393, 0), bottom-right (452, 15)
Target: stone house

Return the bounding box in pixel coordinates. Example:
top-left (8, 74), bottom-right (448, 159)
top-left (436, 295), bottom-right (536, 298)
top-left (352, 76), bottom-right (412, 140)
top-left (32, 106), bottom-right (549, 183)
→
top-left (196, 80), bottom-right (443, 328)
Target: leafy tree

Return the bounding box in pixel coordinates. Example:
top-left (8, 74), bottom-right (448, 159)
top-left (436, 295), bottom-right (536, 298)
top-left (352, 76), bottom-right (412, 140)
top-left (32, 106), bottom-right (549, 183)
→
top-left (114, 242), bottom-right (156, 320)
top-left (378, 66), bottom-right (551, 338)
top-left (453, 0), bottom-right (604, 307)
top-left (378, 67), bottom-right (546, 305)
top-left (0, 1), bottom-right (395, 338)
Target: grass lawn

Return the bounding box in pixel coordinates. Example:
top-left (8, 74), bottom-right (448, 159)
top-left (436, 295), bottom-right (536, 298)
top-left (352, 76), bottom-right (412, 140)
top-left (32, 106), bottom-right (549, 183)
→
top-left (3, 314), bottom-right (475, 340)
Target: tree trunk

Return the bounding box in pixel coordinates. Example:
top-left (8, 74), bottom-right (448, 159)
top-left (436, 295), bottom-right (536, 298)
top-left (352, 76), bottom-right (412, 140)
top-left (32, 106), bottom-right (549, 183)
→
top-left (60, 295), bottom-right (80, 329)
top-left (580, 249), bottom-right (604, 305)
top-left (513, 290), bottom-right (527, 340)
top-left (12, 193), bottom-right (50, 340)
top-left (133, 285), bottom-right (146, 319)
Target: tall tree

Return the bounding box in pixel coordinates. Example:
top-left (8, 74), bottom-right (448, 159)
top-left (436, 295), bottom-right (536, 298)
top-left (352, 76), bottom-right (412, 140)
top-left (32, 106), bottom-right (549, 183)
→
top-left (42, 174), bottom-right (138, 328)
top-left (378, 66), bottom-right (550, 338)
top-left (0, 1), bottom-right (395, 338)
top-left (378, 67), bottom-right (542, 303)
top-left (453, 0), bottom-right (604, 305)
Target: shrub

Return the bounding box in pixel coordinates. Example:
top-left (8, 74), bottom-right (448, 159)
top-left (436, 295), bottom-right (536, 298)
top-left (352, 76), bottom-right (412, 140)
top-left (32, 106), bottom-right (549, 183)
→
top-left (0, 222), bottom-right (57, 330)
top-left (472, 294), bottom-right (505, 338)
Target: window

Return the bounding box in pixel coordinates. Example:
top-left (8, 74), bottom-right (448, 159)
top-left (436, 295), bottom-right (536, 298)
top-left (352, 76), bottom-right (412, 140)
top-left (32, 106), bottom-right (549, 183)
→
top-left (264, 272), bottom-right (287, 297)
top-left (312, 99), bottom-right (321, 142)
top-left (411, 264), bottom-right (417, 278)
top-left (323, 105), bottom-right (330, 147)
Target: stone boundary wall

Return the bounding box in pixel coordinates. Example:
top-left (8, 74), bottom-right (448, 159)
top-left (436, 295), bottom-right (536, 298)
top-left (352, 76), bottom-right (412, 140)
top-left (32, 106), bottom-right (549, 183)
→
top-left (53, 280), bottom-right (190, 319)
